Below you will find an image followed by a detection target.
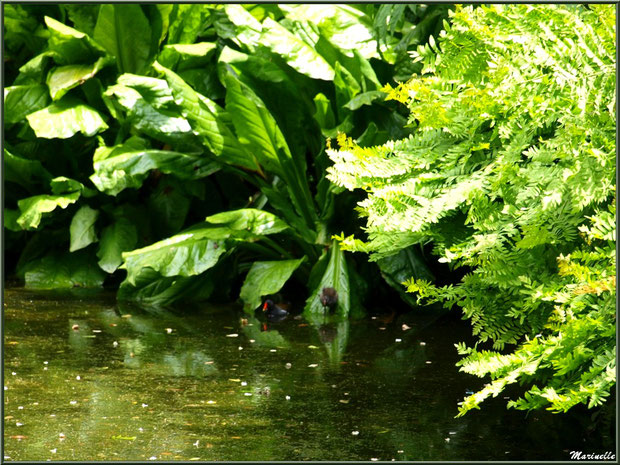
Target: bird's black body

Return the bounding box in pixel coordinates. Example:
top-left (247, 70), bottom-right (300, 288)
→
top-left (260, 299), bottom-right (289, 322)
top-left (320, 287), bottom-right (338, 312)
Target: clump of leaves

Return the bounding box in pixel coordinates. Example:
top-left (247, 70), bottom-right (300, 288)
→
top-left (327, 4), bottom-right (616, 415)
top-left (4, 5), bottom-right (441, 321)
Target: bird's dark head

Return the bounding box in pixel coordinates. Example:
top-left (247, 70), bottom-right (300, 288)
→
top-left (262, 299), bottom-right (274, 312)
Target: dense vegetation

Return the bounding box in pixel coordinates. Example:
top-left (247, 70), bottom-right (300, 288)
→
top-left (4, 4), bottom-right (447, 317)
top-left (3, 3), bottom-right (615, 419)
top-left (328, 4), bottom-right (616, 416)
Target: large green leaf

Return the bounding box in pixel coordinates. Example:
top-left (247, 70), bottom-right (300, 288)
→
top-left (93, 5), bottom-right (153, 74)
top-left (47, 56), bottom-right (114, 100)
top-left (222, 71), bottom-right (289, 178)
top-left (26, 97), bottom-right (108, 138)
top-left (69, 205), bottom-right (99, 252)
top-left (166, 4), bottom-right (209, 44)
top-left (4, 148), bottom-right (52, 192)
top-left (121, 229), bottom-right (227, 285)
top-left (153, 62), bottom-right (259, 171)
top-left (4, 84), bottom-right (50, 123)
top-left (90, 140), bottom-right (220, 195)
top-left (118, 267), bottom-right (215, 305)
top-left (23, 249), bottom-right (105, 289)
top-left (97, 216), bottom-right (138, 273)
top-left (44, 16), bottom-right (106, 65)
top-left (279, 5), bottom-right (377, 59)
top-left (121, 209), bottom-right (288, 285)
top-left (304, 240), bottom-right (350, 317)
top-left (239, 258), bottom-right (305, 310)
top-left (205, 208), bottom-right (288, 236)
top-left (103, 75), bottom-right (197, 146)
top-left (259, 17), bottom-right (334, 81)
top-left (16, 191), bottom-right (80, 230)
top-left (158, 42), bottom-right (217, 71)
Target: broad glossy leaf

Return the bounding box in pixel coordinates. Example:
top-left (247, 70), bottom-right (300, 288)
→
top-left (69, 205), bottom-right (99, 252)
top-left (47, 56), bottom-right (114, 100)
top-left (17, 191), bottom-right (80, 230)
top-left (313, 93), bottom-right (336, 132)
top-left (153, 62), bottom-right (259, 171)
top-left (240, 258), bottom-right (305, 310)
top-left (222, 4), bottom-right (263, 50)
top-left (223, 71), bottom-right (290, 178)
top-left (91, 143), bottom-right (219, 195)
top-left (122, 209), bottom-right (288, 284)
top-left (121, 229), bottom-right (227, 285)
top-left (23, 249), bottom-right (105, 289)
top-left (26, 97), bottom-right (108, 139)
top-left (279, 5), bottom-right (377, 59)
top-left (4, 85), bottom-right (49, 123)
top-left (158, 42), bottom-right (217, 71)
top-left (103, 75), bottom-right (195, 145)
top-left (45, 16), bottom-right (106, 65)
top-left (259, 17), bottom-right (334, 81)
top-left (304, 241), bottom-right (350, 317)
top-left (97, 216), bottom-right (138, 273)
top-left (167, 4), bottom-right (209, 44)
top-left (205, 208), bottom-right (288, 236)
top-left (93, 5), bottom-right (152, 74)
top-left (4, 148), bottom-right (52, 192)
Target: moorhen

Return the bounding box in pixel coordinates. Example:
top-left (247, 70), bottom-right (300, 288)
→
top-left (320, 287), bottom-right (338, 312)
top-left (261, 299), bottom-right (289, 322)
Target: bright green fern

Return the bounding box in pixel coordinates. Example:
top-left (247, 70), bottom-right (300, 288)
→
top-left (328, 4), bottom-right (616, 416)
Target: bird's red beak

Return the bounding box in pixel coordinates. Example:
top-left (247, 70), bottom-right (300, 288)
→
top-left (262, 302), bottom-right (268, 312)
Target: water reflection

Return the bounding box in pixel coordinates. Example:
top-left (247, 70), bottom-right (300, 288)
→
top-left (3, 288), bottom-right (613, 461)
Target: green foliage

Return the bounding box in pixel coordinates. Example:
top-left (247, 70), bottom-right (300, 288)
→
top-left (5, 4), bottom-right (437, 319)
top-left (327, 4), bottom-right (616, 415)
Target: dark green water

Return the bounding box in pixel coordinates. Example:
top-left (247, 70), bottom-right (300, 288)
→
top-left (3, 288), bottom-right (614, 461)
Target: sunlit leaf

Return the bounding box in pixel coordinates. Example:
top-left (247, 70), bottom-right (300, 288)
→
top-left (47, 56), bottom-right (114, 100)
top-left (26, 97), bottom-right (108, 139)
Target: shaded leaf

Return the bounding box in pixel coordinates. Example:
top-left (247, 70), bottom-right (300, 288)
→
top-left (4, 84), bottom-right (50, 123)
top-left (23, 249), bottom-right (105, 289)
top-left (240, 258), bottom-right (305, 310)
top-left (97, 216), bottom-right (138, 273)
top-left (69, 205), bottom-right (99, 252)
top-left (4, 148), bottom-right (52, 192)
top-left (344, 90), bottom-right (387, 110)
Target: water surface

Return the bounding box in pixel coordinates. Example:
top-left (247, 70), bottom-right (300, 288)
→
top-left (3, 288), bottom-right (613, 461)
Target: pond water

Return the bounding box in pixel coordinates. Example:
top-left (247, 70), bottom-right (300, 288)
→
top-left (3, 288), bottom-right (614, 461)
